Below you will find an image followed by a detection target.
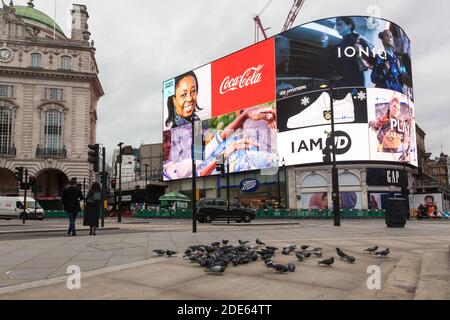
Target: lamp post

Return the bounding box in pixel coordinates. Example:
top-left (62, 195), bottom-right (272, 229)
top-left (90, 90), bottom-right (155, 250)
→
top-left (117, 142), bottom-right (123, 223)
top-left (282, 157), bottom-right (287, 209)
top-left (143, 164), bottom-right (149, 209)
top-left (277, 156), bottom-right (281, 208)
top-left (321, 78), bottom-right (342, 227)
top-left (402, 162), bottom-right (410, 220)
top-left (226, 154), bottom-right (230, 224)
top-left (191, 118), bottom-right (197, 233)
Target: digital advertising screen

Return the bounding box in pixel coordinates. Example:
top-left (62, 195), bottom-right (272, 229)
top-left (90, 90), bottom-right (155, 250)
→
top-left (275, 16), bottom-right (413, 101)
top-left (162, 16), bottom-right (415, 181)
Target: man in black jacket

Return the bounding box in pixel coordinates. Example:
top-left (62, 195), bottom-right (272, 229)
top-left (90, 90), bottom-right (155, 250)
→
top-left (62, 178), bottom-right (84, 236)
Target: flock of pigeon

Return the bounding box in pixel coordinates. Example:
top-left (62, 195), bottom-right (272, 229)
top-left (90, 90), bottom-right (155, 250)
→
top-left (153, 240), bottom-right (391, 274)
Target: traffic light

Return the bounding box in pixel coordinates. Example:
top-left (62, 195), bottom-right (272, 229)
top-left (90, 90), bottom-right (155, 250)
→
top-left (111, 179), bottom-right (116, 189)
top-left (216, 163), bottom-right (226, 177)
top-left (88, 144), bottom-right (100, 172)
top-left (14, 167), bottom-right (24, 183)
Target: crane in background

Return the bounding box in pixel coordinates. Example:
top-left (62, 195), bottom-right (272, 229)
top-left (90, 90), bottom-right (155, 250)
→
top-left (253, 0), bottom-right (307, 43)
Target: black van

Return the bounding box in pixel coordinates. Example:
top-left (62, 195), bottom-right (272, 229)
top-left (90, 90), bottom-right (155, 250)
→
top-left (196, 198), bottom-right (256, 223)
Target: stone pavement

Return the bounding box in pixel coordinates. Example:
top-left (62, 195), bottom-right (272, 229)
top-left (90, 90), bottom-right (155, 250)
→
top-left (0, 219), bottom-right (449, 299)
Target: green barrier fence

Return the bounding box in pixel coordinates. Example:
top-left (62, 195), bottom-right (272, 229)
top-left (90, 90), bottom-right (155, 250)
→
top-left (132, 209), bottom-right (386, 219)
top-left (44, 211), bottom-right (85, 218)
top-left (44, 209), bottom-right (385, 219)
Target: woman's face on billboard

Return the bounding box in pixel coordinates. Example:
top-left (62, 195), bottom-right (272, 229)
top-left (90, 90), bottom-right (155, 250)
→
top-left (173, 76), bottom-right (197, 118)
top-left (389, 99), bottom-right (401, 119)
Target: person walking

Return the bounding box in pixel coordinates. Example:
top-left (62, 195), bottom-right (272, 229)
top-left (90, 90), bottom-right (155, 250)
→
top-left (84, 182), bottom-right (102, 235)
top-left (62, 178), bottom-right (84, 236)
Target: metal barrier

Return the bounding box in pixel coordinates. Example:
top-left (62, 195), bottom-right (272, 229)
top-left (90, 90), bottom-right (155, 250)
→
top-left (132, 209), bottom-right (386, 219)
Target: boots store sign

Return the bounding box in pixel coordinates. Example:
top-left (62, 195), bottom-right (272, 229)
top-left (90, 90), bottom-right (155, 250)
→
top-left (239, 179), bottom-right (260, 193)
top-left (162, 16), bottom-right (416, 181)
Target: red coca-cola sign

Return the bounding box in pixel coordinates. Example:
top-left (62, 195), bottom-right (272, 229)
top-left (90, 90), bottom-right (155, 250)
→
top-left (211, 38), bottom-right (275, 116)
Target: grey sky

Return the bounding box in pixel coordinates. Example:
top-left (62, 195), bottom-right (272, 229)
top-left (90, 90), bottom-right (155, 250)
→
top-left (30, 0), bottom-right (450, 163)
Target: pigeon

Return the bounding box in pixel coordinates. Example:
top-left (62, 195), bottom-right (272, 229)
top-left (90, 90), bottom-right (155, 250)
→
top-left (295, 251), bottom-right (305, 261)
top-left (364, 246), bottom-right (379, 254)
top-left (375, 248), bottom-right (390, 257)
top-left (211, 241), bottom-right (221, 247)
top-left (313, 249), bottom-right (323, 258)
top-left (205, 265), bottom-right (226, 274)
top-left (318, 257), bottom-right (335, 266)
top-left (343, 255), bottom-right (356, 263)
top-left (336, 248), bottom-right (347, 259)
top-left (261, 254), bottom-right (273, 261)
top-left (265, 260), bottom-right (274, 268)
top-left (256, 238), bottom-right (265, 246)
top-left (165, 250), bottom-right (177, 257)
top-left (303, 251), bottom-right (312, 258)
top-left (266, 246), bottom-right (278, 252)
top-left (287, 261), bottom-right (296, 272)
top-left (282, 248), bottom-right (292, 255)
top-left (153, 249), bottom-right (166, 256)
top-left (222, 240), bottom-right (229, 245)
top-left (238, 240), bottom-right (249, 245)
top-left (301, 245), bottom-right (310, 250)
top-left (271, 264), bottom-right (289, 273)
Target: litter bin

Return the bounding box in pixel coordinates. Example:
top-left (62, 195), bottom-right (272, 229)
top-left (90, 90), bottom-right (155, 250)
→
top-left (385, 198), bottom-right (408, 228)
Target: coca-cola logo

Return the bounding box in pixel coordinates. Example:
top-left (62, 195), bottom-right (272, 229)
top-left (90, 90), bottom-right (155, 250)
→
top-left (240, 178), bottom-right (260, 193)
top-left (219, 65), bottom-right (264, 95)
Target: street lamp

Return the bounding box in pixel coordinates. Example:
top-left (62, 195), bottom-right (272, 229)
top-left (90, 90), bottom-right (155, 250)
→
top-left (282, 157), bottom-right (287, 209)
top-left (277, 158), bottom-right (281, 209)
top-left (320, 77), bottom-right (342, 227)
top-left (143, 164), bottom-right (149, 210)
top-left (191, 118), bottom-right (197, 233)
top-left (117, 142), bottom-right (123, 223)
top-left (402, 162), bottom-right (410, 220)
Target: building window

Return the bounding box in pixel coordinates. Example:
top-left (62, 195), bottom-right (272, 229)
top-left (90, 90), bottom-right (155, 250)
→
top-left (0, 107), bottom-right (12, 154)
top-left (0, 85), bottom-right (14, 98)
top-left (44, 88), bottom-right (64, 101)
top-left (44, 109), bottom-right (62, 150)
top-left (31, 53), bottom-right (42, 68)
top-left (61, 56), bottom-right (71, 70)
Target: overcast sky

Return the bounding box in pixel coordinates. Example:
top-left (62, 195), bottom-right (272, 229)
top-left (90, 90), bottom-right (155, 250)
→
top-left (29, 0), bottom-right (450, 163)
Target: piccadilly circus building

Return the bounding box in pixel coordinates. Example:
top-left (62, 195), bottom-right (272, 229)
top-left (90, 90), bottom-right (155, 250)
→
top-left (0, 1), bottom-right (103, 198)
top-left (163, 16), bottom-right (448, 214)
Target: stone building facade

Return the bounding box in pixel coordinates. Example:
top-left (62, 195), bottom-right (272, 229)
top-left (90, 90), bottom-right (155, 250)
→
top-left (0, 1), bottom-right (103, 196)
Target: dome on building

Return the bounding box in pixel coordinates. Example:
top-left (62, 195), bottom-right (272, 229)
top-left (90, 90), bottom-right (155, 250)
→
top-left (14, 4), bottom-right (66, 38)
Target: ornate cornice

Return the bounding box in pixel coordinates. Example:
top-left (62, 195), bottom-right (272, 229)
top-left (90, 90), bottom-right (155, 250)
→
top-left (0, 66), bottom-right (104, 97)
top-left (0, 38), bottom-right (91, 51)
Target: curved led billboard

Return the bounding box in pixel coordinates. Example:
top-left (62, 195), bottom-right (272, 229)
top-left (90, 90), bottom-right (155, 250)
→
top-left (162, 16), bottom-right (416, 181)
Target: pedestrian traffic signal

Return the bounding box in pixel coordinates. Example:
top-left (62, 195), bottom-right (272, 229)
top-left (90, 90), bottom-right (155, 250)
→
top-left (88, 144), bottom-right (100, 172)
top-left (111, 179), bottom-right (116, 189)
top-left (14, 166), bottom-right (24, 183)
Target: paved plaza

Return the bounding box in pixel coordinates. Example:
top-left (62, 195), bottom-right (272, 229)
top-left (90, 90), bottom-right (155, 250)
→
top-left (0, 218), bottom-right (449, 299)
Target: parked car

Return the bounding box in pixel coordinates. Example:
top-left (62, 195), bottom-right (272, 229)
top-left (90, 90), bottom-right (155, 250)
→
top-left (0, 196), bottom-right (45, 220)
top-left (196, 198), bottom-right (256, 223)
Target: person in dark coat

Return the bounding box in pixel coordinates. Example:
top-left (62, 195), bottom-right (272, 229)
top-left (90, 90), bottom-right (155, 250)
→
top-left (62, 178), bottom-right (84, 236)
top-left (84, 182), bottom-right (102, 235)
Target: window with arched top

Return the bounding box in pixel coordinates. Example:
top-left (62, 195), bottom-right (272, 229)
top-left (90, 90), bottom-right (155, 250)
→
top-left (302, 174), bottom-right (327, 188)
top-left (338, 172), bottom-right (360, 186)
top-left (31, 53), bottom-right (42, 68)
top-left (0, 106), bottom-right (12, 155)
top-left (61, 56), bottom-right (71, 70)
top-left (44, 109), bottom-right (62, 150)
